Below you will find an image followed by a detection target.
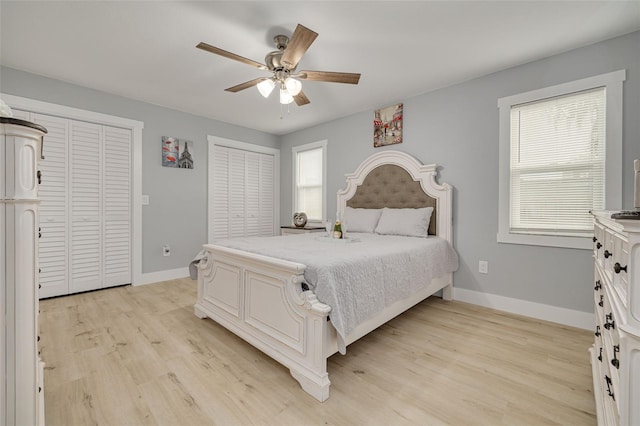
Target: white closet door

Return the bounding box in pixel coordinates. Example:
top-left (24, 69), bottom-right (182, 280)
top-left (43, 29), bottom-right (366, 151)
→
top-left (70, 121), bottom-right (102, 293)
top-left (31, 113), bottom-right (69, 298)
top-left (229, 149), bottom-right (246, 238)
top-left (245, 152), bottom-right (261, 236)
top-left (259, 154), bottom-right (275, 236)
top-left (211, 147), bottom-right (230, 240)
top-left (210, 144), bottom-right (276, 240)
top-left (103, 126), bottom-right (131, 287)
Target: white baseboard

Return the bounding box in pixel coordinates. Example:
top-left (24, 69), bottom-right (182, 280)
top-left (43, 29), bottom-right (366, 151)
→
top-left (453, 287), bottom-right (594, 330)
top-left (137, 267), bottom-right (190, 286)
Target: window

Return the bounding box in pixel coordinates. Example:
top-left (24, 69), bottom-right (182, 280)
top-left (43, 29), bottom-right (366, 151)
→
top-left (498, 70), bottom-right (624, 249)
top-left (292, 140), bottom-right (327, 222)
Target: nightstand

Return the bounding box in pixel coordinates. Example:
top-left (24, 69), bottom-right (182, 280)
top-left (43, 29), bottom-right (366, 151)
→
top-left (280, 225), bottom-right (326, 236)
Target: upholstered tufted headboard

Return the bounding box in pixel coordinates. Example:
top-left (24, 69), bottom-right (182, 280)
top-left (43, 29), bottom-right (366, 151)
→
top-left (346, 164), bottom-right (437, 235)
top-left (337, 150), bottom-right (453, 242)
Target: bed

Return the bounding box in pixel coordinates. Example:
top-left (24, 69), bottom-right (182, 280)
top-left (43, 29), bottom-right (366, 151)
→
top-left (194, 150), bottom-right (457, 401)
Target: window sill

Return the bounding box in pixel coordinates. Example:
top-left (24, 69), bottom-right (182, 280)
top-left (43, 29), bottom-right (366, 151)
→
top-left (497, 232), bottom-right (592, 250)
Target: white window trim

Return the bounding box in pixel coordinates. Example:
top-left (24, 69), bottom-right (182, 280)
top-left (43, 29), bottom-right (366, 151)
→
top-left (292, 140), bottom-right (327, 223)
top-left (497, 70), bottom-right (625, 250)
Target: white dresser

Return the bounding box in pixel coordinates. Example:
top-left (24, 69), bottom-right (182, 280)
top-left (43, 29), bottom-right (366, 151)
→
top-left (591, 211), bottom-right (640, 426)
top-left (1, 117), bottom-right (47, 426)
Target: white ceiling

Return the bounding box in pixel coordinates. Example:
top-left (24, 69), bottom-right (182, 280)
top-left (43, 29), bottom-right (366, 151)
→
top-left (1, 1), bottom-right (639, 135)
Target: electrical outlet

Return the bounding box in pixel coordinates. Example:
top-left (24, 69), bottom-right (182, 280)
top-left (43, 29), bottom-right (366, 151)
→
top-left (479, 260), bottom-right (488, 274)
top-left (163, 244), bottom-right (170, 257)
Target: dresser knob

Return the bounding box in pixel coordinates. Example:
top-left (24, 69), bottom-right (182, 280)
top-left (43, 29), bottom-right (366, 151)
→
top-left (605, 375), bottom-right (615, 400)
top-left (604, 250), bottom-right (612, 259)
top-left (593, 236), bottom-right (597, 242)
top-left (604, 313), bottom-right (615, 330)
top-left (598, 347), bottom-right (603, 362)
top-left (614, 263), bottom-right (627, 274)
top-left (595, 325), bottom-right (601, 337)
top-left (596, 242), bottom-right (602, 250)
top-left (594, 280), bottom-right (602, 291)
top-left (598, 295), bottom-right (604, 307)
top-left (611, 345), bottom-right (620, 369)
top-left (37, 170), bottom-right (42, 184)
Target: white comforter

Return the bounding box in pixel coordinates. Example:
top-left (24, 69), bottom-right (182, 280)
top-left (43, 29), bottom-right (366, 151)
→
top-left (210, 233), bottom-right (459, 351)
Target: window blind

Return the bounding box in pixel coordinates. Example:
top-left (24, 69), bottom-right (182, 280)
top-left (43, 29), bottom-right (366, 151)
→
top-left (296, 147), bottom-right (323, 221)
top-left (509, 87), bottom-right (605, 237)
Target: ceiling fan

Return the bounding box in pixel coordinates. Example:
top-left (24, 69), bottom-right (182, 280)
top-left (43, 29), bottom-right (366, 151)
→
top-left (196, 24), bottom-right (361, 107)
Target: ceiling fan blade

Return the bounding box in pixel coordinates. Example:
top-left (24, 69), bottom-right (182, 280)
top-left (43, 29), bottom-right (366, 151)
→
top-left (196, 42), bottom-right (267, 70)
top-left (281, 24), bottom-right (318, 69)
top-left (293, 91), bottom-right (310, 106)
top-left (225, 77), bottom-right (269, 93)
top-left (299, 70), bottom-right (361, 84)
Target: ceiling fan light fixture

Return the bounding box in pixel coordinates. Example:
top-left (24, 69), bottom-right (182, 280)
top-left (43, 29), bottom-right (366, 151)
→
top-left (279, 87), bottom-right (294, 105)
top-left (284, 77), bottom-right (302, 96)
top-left (257, 79), bottom-right (275, 98)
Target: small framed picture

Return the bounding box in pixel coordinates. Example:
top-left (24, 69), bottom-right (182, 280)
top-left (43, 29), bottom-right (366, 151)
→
top-left (374, 103), bottom-right (403, 147)
top-left (162, 136), bottom-right (194, 169)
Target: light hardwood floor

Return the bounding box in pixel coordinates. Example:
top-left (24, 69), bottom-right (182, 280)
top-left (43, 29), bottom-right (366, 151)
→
top-left (39, 278), bottom-right (596, 425)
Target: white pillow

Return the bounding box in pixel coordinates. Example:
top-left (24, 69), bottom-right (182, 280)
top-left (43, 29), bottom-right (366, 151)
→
top-left (342, 207), bottom-right (382, 233)
top-left (374, 207), bottom-right (433, 238)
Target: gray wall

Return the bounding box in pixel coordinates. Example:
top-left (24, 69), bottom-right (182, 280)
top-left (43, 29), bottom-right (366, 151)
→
top-left (0, 66), bottom-right (279, 274)
top-left (280, 31), bottom-right (640, 314)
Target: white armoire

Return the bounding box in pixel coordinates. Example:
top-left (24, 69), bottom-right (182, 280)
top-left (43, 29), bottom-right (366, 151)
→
top-left (1, 117), bottom-right (48, 425)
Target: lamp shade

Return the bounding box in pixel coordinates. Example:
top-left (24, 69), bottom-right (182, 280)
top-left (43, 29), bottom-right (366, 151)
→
top-left (279, 88), bottom-right (294, 105)
top-left (284, 78), bottom-right (302, 96)
top-left (257, 79), bottom-right (275, 98)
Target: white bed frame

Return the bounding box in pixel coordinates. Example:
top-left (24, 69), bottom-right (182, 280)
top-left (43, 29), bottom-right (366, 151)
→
top-left (195, 150), bottom-right (453, 401)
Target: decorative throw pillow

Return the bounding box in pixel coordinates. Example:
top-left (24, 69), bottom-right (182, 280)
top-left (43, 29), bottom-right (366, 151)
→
top-left (374, 207), bottom-right (433, 237)
top-left (342, 207), bottom-right (382, 233)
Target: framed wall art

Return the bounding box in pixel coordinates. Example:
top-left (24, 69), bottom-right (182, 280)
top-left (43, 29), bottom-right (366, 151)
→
top-left (162, 136), bottom-right (194, 169)
top-left (374, 103), bottom-right (403, 147)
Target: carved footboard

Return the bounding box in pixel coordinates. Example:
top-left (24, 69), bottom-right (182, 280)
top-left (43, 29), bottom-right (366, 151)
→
top-left (194, 243), bottom-right (333, 401)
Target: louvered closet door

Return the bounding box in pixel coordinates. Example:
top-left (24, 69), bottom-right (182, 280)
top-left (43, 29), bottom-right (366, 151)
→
top-left (259, 154), bottom-right (275, 236)
top-left (103, 126), bottom-right (131, 287)
top-left (70, 121), bottom-right (102, 294)
top-left (245, 152), bottom-right (261, 236)
top-left (210, 145), bottom-right (276, 240)
top-left (32, 114), bottom-right (70, 298)
top-left (229, 148), bottom-right (246, 238)
top-left (211, 147), bottom-right (230, 239)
